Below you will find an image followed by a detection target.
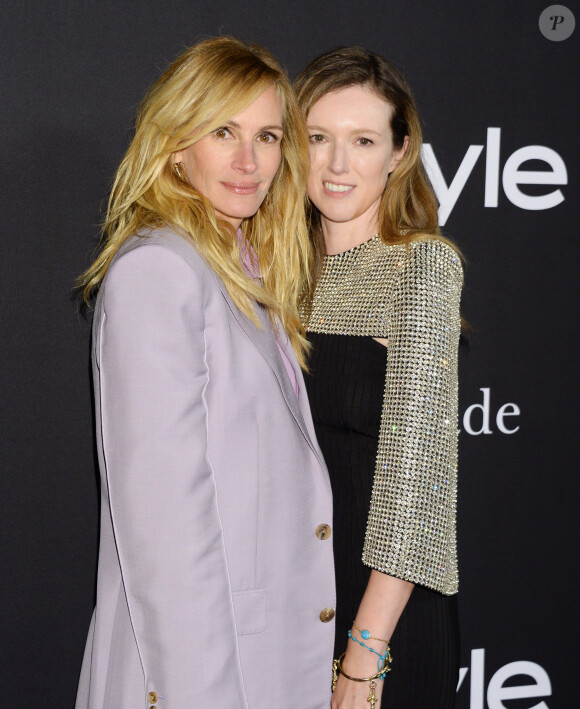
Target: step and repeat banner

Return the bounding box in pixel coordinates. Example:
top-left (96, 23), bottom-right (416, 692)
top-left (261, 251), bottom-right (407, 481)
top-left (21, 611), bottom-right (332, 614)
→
top-left (1, 1), bottom-right (576, 706)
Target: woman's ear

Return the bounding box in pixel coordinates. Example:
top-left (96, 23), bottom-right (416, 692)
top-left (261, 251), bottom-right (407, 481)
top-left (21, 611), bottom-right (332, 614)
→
top-left (389, 135), bottom-right (409, 173)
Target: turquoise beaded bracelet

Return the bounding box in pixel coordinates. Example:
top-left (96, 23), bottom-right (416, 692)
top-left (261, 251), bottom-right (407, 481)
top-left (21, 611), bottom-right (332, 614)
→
top-left (347, 629), bottom-right (392, 678)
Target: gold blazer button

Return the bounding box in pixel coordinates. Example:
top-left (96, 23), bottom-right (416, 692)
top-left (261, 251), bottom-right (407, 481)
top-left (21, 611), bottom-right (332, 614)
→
top-left (315, 523), bottom-right (331, 540)
top-left (147, 691), bottom-right (158, 703)
top-left (319, 607), bottom-right (335, 622)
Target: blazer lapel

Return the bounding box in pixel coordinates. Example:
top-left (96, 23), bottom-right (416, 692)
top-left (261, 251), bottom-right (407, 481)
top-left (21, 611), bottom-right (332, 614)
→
top-left (213, 275), bottom-right (324, 466)
top-left (275, 326), bottom-right (328, 467)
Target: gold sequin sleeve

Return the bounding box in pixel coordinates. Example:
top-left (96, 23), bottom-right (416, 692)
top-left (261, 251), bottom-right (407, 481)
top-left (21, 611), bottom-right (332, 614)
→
top-left (361, 240), bottom-right (462, 594)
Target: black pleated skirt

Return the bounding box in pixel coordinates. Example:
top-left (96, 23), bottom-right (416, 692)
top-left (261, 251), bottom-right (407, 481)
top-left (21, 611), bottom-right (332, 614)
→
top-left (305, 333), bottom-right (460, 708)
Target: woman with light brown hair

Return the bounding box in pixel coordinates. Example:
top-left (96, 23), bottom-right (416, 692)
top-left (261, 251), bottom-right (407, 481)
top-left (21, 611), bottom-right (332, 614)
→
top-left (75, 37), bottom-right (335, 709)
top-left (295, 47), bottom-right (462, 708)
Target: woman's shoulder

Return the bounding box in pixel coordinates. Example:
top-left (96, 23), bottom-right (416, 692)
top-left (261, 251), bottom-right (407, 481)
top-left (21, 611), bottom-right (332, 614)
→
top-left (100, 226), bottom-right (216, 309)
top-left (110, 225), bottom-right (211, 281)
top-left (401, 237), bottom-right (463, 285)
top-left (120, 225), bottom-right (201, 263)
top-left (372, 236), bottom-right (462, 289)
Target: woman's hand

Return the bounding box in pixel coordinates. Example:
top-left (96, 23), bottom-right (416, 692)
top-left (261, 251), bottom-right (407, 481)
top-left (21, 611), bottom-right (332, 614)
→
top-left (332, 674), bottom-right (384, 709)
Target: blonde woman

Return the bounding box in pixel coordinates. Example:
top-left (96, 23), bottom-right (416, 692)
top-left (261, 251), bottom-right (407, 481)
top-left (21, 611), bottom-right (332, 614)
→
top-left (296, 48), bottom-right (463, 708)
top-left (75, 37), bottom-right (335, 709)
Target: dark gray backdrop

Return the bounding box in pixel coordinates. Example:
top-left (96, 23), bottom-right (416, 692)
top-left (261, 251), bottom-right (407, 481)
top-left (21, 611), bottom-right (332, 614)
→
top-left (1, 1), bottom-right (577, 706)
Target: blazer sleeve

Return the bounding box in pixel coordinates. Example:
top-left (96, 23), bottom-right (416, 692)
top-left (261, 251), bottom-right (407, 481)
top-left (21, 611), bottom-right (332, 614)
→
top-left (362, 240), bottom-right (463, 594)
top-left (97, 242), bottom-right (248, 707)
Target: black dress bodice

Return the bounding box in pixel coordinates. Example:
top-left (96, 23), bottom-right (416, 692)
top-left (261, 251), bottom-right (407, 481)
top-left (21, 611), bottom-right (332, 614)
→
top-left (305, 331), bottom-right (460, 707)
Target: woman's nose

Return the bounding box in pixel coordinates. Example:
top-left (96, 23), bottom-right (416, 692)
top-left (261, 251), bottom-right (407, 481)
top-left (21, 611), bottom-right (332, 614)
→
top-left (328, 142), bottom-right (348, 175)
top-left (232, 140), bottom-right (257, 173)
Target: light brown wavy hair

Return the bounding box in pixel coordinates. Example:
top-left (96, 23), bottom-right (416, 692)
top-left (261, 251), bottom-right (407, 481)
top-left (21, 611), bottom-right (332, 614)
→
top-left (294, 46), bottom-right (458, 282)
top-left (79, 37), bottom-right (312, 367)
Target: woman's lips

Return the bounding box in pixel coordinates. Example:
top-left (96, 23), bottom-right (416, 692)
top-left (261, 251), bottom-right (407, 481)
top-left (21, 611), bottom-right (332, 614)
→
top-left (323, 181), bottom-right (354, 196)
top-left (221, 182), bottom-right (260, 195)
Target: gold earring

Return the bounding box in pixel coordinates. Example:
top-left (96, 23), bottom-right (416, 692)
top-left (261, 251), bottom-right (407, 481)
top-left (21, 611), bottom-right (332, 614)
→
top-left (174, 162), bottom-right (186, 182)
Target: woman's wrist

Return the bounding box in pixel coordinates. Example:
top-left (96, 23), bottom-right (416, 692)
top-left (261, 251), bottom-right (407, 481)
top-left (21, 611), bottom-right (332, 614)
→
top-left (343, 636), bottom-right (387, 676)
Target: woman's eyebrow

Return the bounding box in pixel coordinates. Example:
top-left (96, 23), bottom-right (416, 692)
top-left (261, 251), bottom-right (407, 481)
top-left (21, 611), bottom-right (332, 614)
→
top-left (226, 120), bottom-right (283, 132)
top-left (307, 124), bottom-right (383, 136)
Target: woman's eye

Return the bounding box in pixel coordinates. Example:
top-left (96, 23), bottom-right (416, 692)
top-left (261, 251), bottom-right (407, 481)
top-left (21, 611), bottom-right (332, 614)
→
top-left (357, 137), bottom-right (374, 146)
top-left (257, 132), bottom-right (279, 143)
top-left (213, 127), bottom-right (230, 139)
top-left (309, 134), bottom-right (325, 144)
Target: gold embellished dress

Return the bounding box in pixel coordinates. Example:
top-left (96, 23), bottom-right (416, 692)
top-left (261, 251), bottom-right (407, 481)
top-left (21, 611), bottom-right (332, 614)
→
top-left (302, 236), bottom-right (463, 706)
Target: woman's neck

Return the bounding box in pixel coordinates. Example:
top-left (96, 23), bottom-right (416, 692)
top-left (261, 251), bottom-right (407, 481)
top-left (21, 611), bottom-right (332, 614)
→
top-left (321, 209), bottom-right (379, 256)
top-left (322, 221), bottom-right (379, 256)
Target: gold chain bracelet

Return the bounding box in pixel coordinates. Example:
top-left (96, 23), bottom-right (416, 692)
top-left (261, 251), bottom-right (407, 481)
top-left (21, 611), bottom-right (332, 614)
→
top-left (352, 621), bottom-right (389, 645)
top-left (332, 652), bottom-right (389, 709)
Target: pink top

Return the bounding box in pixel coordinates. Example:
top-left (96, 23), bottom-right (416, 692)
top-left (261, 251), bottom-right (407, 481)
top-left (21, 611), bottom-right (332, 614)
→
top-left (238, 230), bottom-right (299, 398)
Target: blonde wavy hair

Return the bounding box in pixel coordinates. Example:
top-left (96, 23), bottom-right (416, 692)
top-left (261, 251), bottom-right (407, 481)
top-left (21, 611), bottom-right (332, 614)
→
top-left (294, 46), bottom-right (458, 282)
top-left (79, 37), bottom-right (311, 366)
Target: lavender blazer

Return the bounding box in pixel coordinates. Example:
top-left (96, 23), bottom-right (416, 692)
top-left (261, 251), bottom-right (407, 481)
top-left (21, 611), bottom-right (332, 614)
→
top-left (75, 227), bottom-right (336, 709)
